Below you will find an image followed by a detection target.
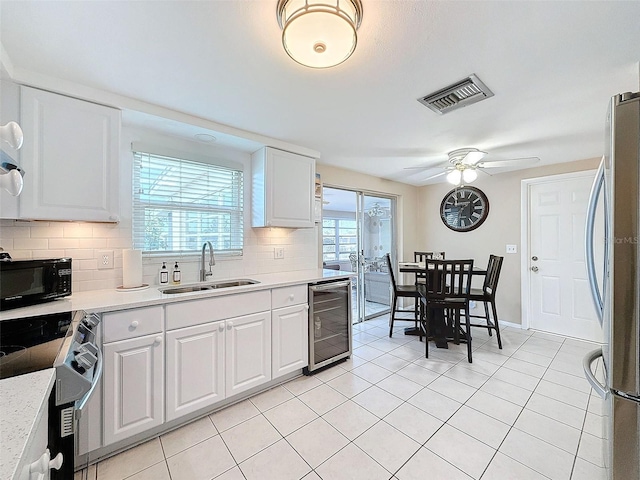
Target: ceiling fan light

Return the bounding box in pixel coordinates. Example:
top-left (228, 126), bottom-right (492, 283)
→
top-left (447, 169), bottom-right (462, 185)
top-left (462, 168), bottom-right (478, 183)
top-left (277, 0), bottom-right (363, 69)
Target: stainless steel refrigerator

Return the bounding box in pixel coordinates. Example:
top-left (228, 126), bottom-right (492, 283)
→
top-left (584, 91), bottom-right (640, 480)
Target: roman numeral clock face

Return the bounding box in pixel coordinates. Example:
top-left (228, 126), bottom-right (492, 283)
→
top-left (440, 186), bottom-right (489, 232)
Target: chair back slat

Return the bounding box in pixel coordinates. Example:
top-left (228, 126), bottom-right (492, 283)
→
top-left (483, 255), bottom-right (504, 297)
top-left (424, 259), bottom-right (474, 300)
top-left (414, 251), bottom-right (446, 262)
top-left (384, 253), bottom-right (398, 293)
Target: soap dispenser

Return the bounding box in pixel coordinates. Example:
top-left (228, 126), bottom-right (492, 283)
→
top-left (172, 262), bottom-right (181, 284)
top-left (159, 262), bottom-right (169, 284)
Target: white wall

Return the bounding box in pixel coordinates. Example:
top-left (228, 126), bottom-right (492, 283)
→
top-left (0, 125), bottom-right (318, 292)
top-left (417, 157), bottom-right (601, 325)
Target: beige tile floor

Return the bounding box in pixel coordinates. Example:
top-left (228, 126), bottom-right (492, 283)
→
top-left (76, 314), bottom-right (606, 480)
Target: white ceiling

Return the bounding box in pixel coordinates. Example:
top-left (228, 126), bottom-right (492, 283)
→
top-left (1, 1), bottom-right (639, 186)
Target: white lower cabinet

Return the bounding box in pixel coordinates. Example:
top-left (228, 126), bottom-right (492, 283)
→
top-left (17, 400), bottom-right (51, 480)
top-left (98, 284), bottom-right (310, 451)
top-left (165, 321), bottom-right (225, 422)
top-left (103, 333), bottom-right (164, 446)
top-left (225, 311), bottom-right (272, 397)
top-left (272, 304), bottom-right (309, 378)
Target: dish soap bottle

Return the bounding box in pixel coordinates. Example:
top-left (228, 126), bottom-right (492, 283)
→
top-left (172, 262), bottom-right (181, 284)
top-left (159, 262), bottom-right (169, 284)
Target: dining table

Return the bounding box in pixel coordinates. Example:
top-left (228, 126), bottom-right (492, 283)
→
top-left (398, 261), bottom-right (487, 348)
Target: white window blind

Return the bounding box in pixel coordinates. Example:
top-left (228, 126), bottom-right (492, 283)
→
top-left (133, 151), bottom-right (244, 255)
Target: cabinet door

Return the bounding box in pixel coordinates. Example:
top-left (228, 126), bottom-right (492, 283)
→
top-left (19, 86), bottom-right (120, 222)
top-left (166, 322), bottom-right (225, 422)
top-left (17, 399), bottom-right (49, 480)
top-left (225, 311), bottom-right (271, 397)
top-left (252, 147), bottom-right (315, 228)
top-left (103, 334), bottom-right (163, 446)
top-left (272, 304), bottom-right (309, 379)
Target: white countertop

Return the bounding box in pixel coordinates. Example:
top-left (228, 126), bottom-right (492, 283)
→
top-left (0, 268), bottom-right (353, 320)
top-left (0, 268), bottom-right (353, 478)
top-left (0, 369), bottom-right (56, 480)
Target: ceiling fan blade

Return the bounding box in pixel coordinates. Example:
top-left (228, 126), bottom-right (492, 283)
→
top-left (477, 157), bottom-right (540, 168)
top-left (403, 161), bottom-right (449, 170)
top-left (461, 150), bottom-right (487, 166)
top-left (419, 171), bottom-right (449, 181)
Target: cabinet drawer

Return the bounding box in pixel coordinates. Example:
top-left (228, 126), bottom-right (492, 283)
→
top-left (103, 306), bottom-right (164, 343)
top-left (272, 284), bottom-right (308, 310)
top-left (166, 290), bottom-right (271, 330)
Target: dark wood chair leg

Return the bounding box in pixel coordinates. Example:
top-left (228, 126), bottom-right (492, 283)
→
top-left (453, 310), bottom-right (460, 345)
top-left (483, 301), bottom-right (493, 336)
top-left (465, 308), bottom-right (472, 363)
top-left (423, 304), bottom-right (429, 358)
top-left (389, 295), bottom-right (397, 337)
top-left (491, 301), bottom-right (502, 349)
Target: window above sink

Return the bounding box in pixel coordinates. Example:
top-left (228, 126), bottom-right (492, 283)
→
top-left (132, 150), bottom-right (244, 257)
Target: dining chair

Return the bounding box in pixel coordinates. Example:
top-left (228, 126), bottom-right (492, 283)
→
top-left (414, 251), bottom-right (446, 262)
top-left (419, 258), bottom-right (474, 362)
top-left (385, 253), bottom-right (421, 338)
top-left (468, 254), bottom-right (504, 349)
top-left (412, 252), bottom-right (446, 317)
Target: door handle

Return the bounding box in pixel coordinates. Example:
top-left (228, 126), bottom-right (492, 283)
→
top-left (531, 266), bottom-right (539, 272)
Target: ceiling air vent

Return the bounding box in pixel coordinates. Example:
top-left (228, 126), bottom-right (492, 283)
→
top-left (418, 74), bottom-right (494, 115)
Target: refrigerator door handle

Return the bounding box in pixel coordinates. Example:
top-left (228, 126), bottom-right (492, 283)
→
top-left (583, 347), bottom-right (607, 399)
top-left (585, 158), bottom-right (605, 326)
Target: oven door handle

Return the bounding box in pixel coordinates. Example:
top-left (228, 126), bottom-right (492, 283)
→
top-left (75, 347), bottom-right (103, 421)
top-left (310, 280), bottom-right (352, 291)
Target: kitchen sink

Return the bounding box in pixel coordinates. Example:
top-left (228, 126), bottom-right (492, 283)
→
top-left (160, 279), bottom-right (259, 295)
top-left (209, 280), bottom-right (259, 289)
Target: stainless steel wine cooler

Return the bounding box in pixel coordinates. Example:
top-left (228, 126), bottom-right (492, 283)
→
top-left (305, 278), bottom-right (352, 374)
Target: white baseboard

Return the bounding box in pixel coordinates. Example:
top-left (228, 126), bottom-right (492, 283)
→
top-left (499, 320), bottom-right (525, 329)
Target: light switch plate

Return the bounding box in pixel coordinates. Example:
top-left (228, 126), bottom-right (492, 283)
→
top-left (506, 244), bottom-right (517, 254)
top-left (274, 247), bottom-right (285, 259)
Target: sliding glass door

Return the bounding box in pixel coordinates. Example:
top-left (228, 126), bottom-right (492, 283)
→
top-left (322, 187), bottom-right (396, 323)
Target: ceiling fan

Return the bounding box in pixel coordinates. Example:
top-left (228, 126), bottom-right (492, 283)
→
top-left (406, 148), bottom-right (540, 185)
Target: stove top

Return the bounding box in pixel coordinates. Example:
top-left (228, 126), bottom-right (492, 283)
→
top-left (0, 311), bottom-right (72, 380)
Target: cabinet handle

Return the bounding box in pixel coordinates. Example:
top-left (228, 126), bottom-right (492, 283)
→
top-left (49, 452), bottom-right (63, 470)
top-left (218, 324), bottom-right (224, 332)
top-left (289, 294), bottom-right (295, 301)
top-left (154, 336), bottom-right (162, 344)
top-left (130, 320), bottom-right (139, 329)
top-left (227, 322), bottom-right (233, 330)
top-left (304, 305), bottom-right (309, 310)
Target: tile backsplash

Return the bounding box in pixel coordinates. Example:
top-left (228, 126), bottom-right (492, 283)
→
top-left (0, 219), bottom-right (318, 293)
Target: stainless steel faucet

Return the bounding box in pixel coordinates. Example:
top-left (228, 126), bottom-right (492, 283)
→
top-left (200, 241), bottom-right (216, 281)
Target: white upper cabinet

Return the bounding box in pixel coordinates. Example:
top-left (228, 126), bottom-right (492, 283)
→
top-left (19, 86), bottom-right (121, 222)
top-left (252, 147), bottom-right (315, 228)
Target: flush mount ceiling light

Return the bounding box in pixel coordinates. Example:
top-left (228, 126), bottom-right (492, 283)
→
top-left (276, 0), bottom-right (363, 69)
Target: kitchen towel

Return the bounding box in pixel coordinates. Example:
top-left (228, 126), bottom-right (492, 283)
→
top-left (122, 249), bottom-right (143, 288)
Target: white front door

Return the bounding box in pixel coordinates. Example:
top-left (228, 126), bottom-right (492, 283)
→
top-left (528, 172), bottom-right (604, 342)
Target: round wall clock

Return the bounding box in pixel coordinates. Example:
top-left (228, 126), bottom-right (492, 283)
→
top-left (440, 186), bottom-right (489, 232)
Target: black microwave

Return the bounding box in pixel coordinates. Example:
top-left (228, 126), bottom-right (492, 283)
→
top-left (0, 258), bottom-right (72, 310)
